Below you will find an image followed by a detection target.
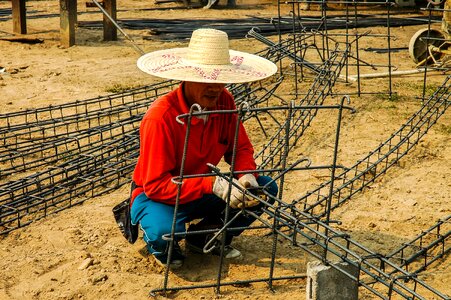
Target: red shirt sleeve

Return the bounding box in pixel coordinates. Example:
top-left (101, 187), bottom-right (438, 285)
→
top-left (135, 115), bottom-right (212, 205)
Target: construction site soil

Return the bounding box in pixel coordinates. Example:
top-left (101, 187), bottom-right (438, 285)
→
top-left (0, 0), bottom-right (450, 299)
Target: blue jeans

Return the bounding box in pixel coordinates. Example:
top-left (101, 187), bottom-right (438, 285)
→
top-left (130, 175), bottom-right (277, 255)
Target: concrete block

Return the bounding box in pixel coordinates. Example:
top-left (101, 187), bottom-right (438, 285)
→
top-left (306, 260), bottom-right (359, 300)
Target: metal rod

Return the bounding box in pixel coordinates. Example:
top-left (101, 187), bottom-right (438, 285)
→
top-left (90, 0), bottom-right (145, 55)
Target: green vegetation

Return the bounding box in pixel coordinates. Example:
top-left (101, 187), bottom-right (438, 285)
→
top-left (393, 81), bottom-right (440, 98)
top-left (104, 83), bottom-right (139, 93)
top-left (373, 92), bottom-right (404, 102)
top-left (436, 123), bottom-right (451, 135)
top-left (372, 93), bottom-right (402, 106)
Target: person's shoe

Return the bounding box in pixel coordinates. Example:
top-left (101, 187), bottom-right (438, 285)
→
top-left (186, 223), bottom-right (242, 259)
top-left (153, 243), bottom-right (185, 269)
top-left (211, 244), bottom-right (242, 259)
top-left (185, 237), bottom-right (205, 254)
top-left (186, 237), bottom-right (242, 259)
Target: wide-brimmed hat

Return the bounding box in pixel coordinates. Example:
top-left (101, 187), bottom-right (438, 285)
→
top-left (137, 28), bottom-right (277, 84)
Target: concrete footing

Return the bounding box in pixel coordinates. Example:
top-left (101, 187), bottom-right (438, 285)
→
top-left (306, 260), bottom-right (358, 300)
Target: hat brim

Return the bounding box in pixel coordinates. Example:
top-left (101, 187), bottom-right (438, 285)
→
top-left (137, 48), bottom-right (278, 84)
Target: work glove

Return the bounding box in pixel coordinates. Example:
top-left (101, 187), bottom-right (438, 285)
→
top-left (238, 174), bottom-right (258, 189)
top-left (212, 176), bottom-right (248, 209)
top-left (238, 174), bottom-right (260, 208)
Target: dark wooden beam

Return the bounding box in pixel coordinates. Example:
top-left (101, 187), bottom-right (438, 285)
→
top-left (103, 0), bottom-right (117, 41)
top-left (60, 0), bottom-right (77, 47)
top-left (12, 0), bottom-right (27, 34)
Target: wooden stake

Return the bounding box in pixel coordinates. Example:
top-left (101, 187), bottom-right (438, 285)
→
top-left (12, 0), bottom-right (27, 34)
top-left (60, 0), bottom-right (77, 47)
top-left (103, 0), bottom-right (117, 41)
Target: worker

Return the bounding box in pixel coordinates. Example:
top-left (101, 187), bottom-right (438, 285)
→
top-left (130, 28), bottom-right (278, 268)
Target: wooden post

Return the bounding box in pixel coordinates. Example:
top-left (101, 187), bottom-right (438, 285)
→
top-left (443, 0), bottom-right (451, 38)
top-left (103, 0), bottom-right (117, 41)
top-left (12, 0), bottom-right (27, 34)
top-left (60, 0), bottom-right (77, 47)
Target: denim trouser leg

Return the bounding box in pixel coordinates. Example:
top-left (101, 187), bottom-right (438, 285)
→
top-left (131, 193), bottom-right (226, 255)
top-left (130, 193), bottom-right (189, 255)
top-left (130, 175), bottom-right (278, 254)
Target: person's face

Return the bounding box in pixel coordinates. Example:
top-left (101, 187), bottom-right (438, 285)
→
top-left (183, 81), bottom-right (226, 109)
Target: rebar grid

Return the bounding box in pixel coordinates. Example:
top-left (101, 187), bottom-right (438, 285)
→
top-left (271, 0), bottom-right (401, 99)
top-left (151, 95), bottom-right (354, 296)
top-left (0, 132), bottom-right (138, 233)
top-left (256, 196), bottom-right (450, 300)
top-left (149, 96), bottom-right (449, 299)
top-left (0, 81), bottom-right (178, 179)
top-left (291, 75), bottom-right (450, 217)
top-left (386, 215), bottom-right (451, 275)
top-left (0, 77), bottom-right (283, 234)
top-left (147, 4), bottom-right (450, 297)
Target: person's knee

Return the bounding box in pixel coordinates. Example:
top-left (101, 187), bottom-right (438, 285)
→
top-left (140, 219), bottom-right (176, 252)
top-left (257, 175), bottom-right (278, 197)
top-left (142, 226), bottom-right (165, 247)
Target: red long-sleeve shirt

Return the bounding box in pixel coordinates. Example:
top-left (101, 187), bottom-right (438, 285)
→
top-left (131, 83), bottom-right (256, 205)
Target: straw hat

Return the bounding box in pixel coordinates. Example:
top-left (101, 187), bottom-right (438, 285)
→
top-left (137, 28), bottom-right (277, 84)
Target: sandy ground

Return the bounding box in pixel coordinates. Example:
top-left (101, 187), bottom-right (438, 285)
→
top-left (0, 0), bottom-right (450, 299)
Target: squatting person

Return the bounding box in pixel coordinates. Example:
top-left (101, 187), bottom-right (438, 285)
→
top-left (130, 28), bottom-right (278, 268)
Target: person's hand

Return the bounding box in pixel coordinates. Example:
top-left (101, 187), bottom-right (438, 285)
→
top-left (212, 175), bottom-right (261, 209)
top-left (238, 174), bottom-right (258, 189)
top-left (212, 176), bottom-right (246, 209)
top-left (214, 176), bottom-right (263, 209)
top-left (238, 174), bottom-right (260, 208)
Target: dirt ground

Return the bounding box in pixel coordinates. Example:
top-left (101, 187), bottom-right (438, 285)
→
top-left (0, 0), bottom-right (450, 299)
